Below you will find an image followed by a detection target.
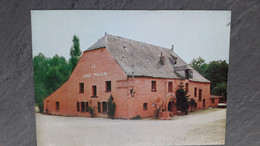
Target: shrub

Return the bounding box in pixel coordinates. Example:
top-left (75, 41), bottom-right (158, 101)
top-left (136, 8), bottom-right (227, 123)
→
top-left (38, 102), bottom-right (44, 113)
top-left (107, 95), bottom-right (116, 119)
top-left (87, 106), bottom-right (95, 117)
top-left (131, 115), bottom-right (142, 120)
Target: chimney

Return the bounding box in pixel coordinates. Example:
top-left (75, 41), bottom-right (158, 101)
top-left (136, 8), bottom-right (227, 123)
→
top-left (171, 45), bottom-right (174, 51)
top-left (159, 52), bottom-right (165, 65)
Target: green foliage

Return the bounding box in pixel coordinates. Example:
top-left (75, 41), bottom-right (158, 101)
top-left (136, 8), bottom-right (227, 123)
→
top-left (107, 95), bottom-right (116, 119)
top-left (33, 53), bottom-right (71, 112)
top-left (33, 35), bottom-right (80, 112)
top-left (190, 57), bottom-right (228, 97)
top-left (204, 60), bottom-right (228, 95)
top-left (212, 81), bottom-right (227, 96)
top-left (34, 80), bottom-right (48, 113)
top-left (70, 35), bottom-right (82, 72)
top-left (176, 82), bottom-right (190, 114)
top-left (131, 115), bottom-right (142, 120)
top-left (190, 57), bottom-right (208, 75)
top-left (87, 106), bottom-right (95, 117)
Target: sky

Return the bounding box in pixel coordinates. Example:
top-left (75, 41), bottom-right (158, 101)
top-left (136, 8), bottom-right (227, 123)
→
top-left (31, 10), bottom-right (231, 63)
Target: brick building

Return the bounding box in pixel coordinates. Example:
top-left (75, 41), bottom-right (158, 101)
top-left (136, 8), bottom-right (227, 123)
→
top-left (43, 34), bottom-right (212, 119)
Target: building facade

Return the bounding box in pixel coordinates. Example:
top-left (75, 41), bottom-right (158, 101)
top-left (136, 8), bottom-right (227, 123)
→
top-left (43, 34), bottom-right (212, 119)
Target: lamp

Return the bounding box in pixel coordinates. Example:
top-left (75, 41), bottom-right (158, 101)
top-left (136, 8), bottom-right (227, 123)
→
top-left (130, 87), bottom-right (135, 97)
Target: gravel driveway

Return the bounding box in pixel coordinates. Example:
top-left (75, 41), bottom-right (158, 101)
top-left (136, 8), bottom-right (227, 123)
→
top-left (36, 108), bottom-right (226, 146)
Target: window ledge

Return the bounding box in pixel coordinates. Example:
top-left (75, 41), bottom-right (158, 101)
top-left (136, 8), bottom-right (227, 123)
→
top-left (91, 96), bottom-right (98, 98)
top-left (105, 90), bottom-right (111, 92)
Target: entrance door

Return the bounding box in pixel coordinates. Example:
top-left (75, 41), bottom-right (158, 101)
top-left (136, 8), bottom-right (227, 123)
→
top-left (168, 101), bottom-right (172, 112)
top-left (203, 99), bottom-right (205, 108)
top-left (168, 101), bottom-right (177, 116)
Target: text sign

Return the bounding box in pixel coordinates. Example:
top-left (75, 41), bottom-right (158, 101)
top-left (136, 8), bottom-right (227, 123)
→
top-left (83, 72), bottom-right (107, 78)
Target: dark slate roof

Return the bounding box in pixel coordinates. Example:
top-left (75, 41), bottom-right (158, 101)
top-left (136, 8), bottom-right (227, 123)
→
top-left (85, 34), bottom-right (210, 83)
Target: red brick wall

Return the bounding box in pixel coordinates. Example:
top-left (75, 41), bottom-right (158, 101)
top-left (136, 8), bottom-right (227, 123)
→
top-left (44, 48), bottom-right (211, 119)
top-left (125, 78), bottom-right (211, 118)
top-left (44, 48), bottom-right (128, 118)
top-left (209, 98), bottom-right (219, 108)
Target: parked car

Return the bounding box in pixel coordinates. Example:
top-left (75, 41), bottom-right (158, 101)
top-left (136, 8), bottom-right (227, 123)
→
top-left (218, 103), bottom-right (227, 108)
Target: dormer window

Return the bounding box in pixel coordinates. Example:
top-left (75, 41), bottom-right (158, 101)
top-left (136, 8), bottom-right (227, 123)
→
top-left (189, 70), bottom-right (193, 78)
top-left (185, 70), bottom-right (189, 79)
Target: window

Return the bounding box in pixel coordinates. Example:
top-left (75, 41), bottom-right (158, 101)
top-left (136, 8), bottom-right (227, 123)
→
top-left (194, 87), bottom-right (197, 97)
top-left (106, 81), bottom-right (111, 92)
top-left (168, 82), bottom-right (173, 92)
top-left (151, 81), bottom-right (156, 91)
top-left (185, 83), bottom-right (189, 92)
top-left (77, 102), bottom-right (80, 112)
top-left (199, 89), bottom-right (202, 101)
top-left (98, 102), bottom-right (101, 113)
top-left (92, 85), bottom-right (97, 97)
top-left (81, 102), bottom-right (85, 112)
top-left (56, 102), bottom-right (60, 111)
top-left (211, 98), bottom-right (215, 103)
top-left (86, 102), bottom-right (89, 112)
top-left (143, 103), bottom-right (148, 110)
top-left (185, 70), bottom-right (189, 79)
top-left (79, 83), bottom-right (84, 93)
top-left (102, 102), bottom-right (107, 113)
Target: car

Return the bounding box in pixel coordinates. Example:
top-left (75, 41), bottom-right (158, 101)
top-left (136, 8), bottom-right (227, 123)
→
top-left (218, 103), bottom-right (227, 108)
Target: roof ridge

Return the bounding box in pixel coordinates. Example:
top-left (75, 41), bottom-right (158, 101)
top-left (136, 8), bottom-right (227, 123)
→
top-left (105, 34), bottom-right (172, 52)
top-left (83, 33), bottom-right (210, 83)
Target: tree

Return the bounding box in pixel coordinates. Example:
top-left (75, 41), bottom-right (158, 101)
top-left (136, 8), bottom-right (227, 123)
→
top-left (70, 35), bottom-right (82, 72)
top-left (204, 60), bottom-right (228, 95)
top-left (176, 82), bottom-right (190, 114)
top-left (33, 53), bottom-right (49, 112)
top-left (190, 57), bottom-right (208, 75)
top-left (33, 53), bottom-right (71, 113)
top-left (107, 95), bottom-right (116, 119)
top-left (212, 81), bottom-right (227, 96)
top-left (190, 58), bottom-right (228, 97)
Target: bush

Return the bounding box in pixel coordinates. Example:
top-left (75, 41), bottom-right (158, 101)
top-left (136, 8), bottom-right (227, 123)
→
top-left (131, 115), bottom-right (142, 120)
top-left (38, 102), bottom-right (44, 113)
top-left (87, 106), bottom-right (95, 117)
top-left (107, 95), bottom-right (116, 119)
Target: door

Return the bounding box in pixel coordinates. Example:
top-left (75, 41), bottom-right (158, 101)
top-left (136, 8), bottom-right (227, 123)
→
top-left (168, 101), bottom-right (177, 116)
top-left (203, 99), bottom-right (205, 108)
